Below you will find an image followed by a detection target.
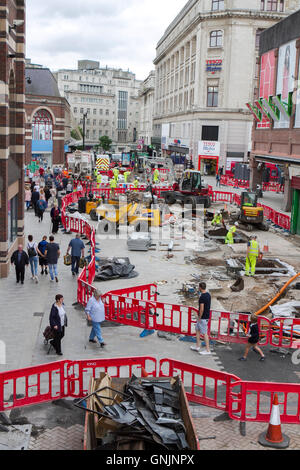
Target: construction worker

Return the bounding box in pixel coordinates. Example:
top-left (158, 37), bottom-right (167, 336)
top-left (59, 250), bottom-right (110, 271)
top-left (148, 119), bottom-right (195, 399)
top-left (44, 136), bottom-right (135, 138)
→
top-left (94, 168), bottom-right (98, 179)
top-left (245, 235), bottom-right (260, 277)
top-left (97, 173), bottom-right (102, 189)
top-left (211, 211), bottom-right (223, 227)
top-left (113, 167), bottom-right (119, 183)
top-left (109, 178), bottom-right (117, 199)
top-left (225, 223), bottom-right (238, 245)
top-left (153, 168), bottom-right (160, 185)
top-left (133, 178), bottom-right (139, 189)
top-left (124, 171), bottom-right (131, 184)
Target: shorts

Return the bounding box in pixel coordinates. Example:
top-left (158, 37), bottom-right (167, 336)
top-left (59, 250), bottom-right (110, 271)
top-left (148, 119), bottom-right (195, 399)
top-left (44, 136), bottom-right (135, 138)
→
top-left (196, 319), bottom-right (209, 335)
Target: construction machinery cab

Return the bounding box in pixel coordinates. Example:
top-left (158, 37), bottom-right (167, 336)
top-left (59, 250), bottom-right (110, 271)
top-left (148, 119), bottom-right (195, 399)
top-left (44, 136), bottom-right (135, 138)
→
top-left (241, 191), bottom-right (258, 208)
top-left (180, 170), bottom-right (203, 193)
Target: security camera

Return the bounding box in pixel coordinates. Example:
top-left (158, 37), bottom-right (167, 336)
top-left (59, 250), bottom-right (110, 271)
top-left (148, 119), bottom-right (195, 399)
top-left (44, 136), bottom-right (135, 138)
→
top-left (13, 19), bottom-right (24, 27)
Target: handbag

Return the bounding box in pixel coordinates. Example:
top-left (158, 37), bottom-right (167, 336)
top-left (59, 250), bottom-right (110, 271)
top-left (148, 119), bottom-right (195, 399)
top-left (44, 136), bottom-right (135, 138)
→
top-left (43, 326), bottom-right (54, 341)
top-left (64, 254), bottom-right (72, 266)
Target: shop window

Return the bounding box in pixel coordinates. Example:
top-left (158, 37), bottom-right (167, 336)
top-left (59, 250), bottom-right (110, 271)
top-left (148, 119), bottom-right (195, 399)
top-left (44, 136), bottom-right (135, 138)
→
top-left (32, 109), bottom-right (53, 141)
top-left (8, 196), bottom-right (18, 245)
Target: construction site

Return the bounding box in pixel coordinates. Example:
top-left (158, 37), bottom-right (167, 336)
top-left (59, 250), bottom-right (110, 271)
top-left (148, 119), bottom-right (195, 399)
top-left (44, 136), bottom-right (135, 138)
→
top-left (1, 152), bottom-right (300, 453)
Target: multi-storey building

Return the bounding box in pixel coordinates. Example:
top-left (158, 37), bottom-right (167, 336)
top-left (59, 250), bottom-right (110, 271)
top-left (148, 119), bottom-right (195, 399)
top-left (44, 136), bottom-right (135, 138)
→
top-left (25, 61), bottom-right (71, 167)
top-left (138, 71), bottom-right (156, 148)
top-left (54, 60), bottom-right (142, 153)
top-left (153, 0), bottom-right (300, 174)
top-left (0, 0), bottom-right (26, 278)
top-left (248, 8), bottom-right (300, 215)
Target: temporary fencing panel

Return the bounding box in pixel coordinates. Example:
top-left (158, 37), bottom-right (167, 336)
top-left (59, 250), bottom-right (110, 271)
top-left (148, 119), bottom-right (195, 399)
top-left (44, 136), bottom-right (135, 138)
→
top-left (67, 357), bottom-right (158, 397)
top-left (159, 358), bottom-right (240, 411)
top-left (0, 361), bottom-right (70, 411)
top-left (229, 381), bottom-right (300, 424)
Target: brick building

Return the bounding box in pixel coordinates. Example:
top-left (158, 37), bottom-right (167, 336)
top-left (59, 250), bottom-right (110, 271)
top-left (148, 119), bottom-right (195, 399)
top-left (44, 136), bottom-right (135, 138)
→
top-left (0, 0), bottom-right (26, 278)
top-left (248, 8), bottom-right (300, 220)
top-left (25, 63), bottom-right (71, 168)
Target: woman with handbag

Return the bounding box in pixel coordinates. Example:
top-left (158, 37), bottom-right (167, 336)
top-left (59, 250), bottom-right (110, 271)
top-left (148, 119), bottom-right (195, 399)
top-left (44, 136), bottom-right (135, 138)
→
top-left (49, 294), bottom-right (68, 356)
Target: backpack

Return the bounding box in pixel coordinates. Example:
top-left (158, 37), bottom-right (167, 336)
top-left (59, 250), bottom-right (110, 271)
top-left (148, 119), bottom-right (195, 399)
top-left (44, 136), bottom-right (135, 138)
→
top-left (28, 244), bottom-right (37, 258)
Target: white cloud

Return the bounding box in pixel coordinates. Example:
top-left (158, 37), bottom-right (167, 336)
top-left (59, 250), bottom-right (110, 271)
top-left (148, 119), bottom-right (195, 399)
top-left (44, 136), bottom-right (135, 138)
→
top-left (26, 0), bottom-right (188, 79)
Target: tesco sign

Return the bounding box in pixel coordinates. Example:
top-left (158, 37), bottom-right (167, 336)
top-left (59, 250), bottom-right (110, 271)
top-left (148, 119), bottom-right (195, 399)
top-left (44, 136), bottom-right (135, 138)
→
top-left (198, 140), bottom-right (220, 157)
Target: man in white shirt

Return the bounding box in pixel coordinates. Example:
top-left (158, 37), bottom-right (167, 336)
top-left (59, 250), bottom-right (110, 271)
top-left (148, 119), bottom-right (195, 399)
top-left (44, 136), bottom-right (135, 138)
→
top-left (85, 290), bottom-right (106, 347)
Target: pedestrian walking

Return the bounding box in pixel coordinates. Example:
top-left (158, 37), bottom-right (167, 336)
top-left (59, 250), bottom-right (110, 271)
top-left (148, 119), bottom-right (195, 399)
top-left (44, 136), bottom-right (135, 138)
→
top-left (49, 294), bottom-right (68, 356)
top-left (44, 185), bottom-right (51, 204)
top-left (66, 233), bottom-right (85, 276)
top-left (38, 235), bottom-right (48, 275)
top-left (50, 204), bottom-right (61, 234)
top-left (31, 187), bottom-right (40, 216)
top-left (239, 314), bottom-right (265, 362)
top-left (50, 185), bottom-right (57, 205)
top-left (27, 235), bottom-right (43, 283)
top-left (216, 174), bottom-right (221, 187)
top-left (36, 198), bottom-right (48, 222)
top-left (85, 290), bottom-right (106, 348)
top-left (191, 282), bottom-right (212, 355)
top-left (25, 185), bottom-right (32, 211)
top-left (11, 245), bottom-right (29, 285)
top-left (66, 181), bottom-right (73, 194)
top-left (45, 236), bottom-right (60, 283)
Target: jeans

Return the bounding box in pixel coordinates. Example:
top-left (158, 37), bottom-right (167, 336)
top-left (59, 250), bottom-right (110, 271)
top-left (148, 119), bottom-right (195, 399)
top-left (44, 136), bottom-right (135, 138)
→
top-left (26, 201), bottom-right (31, 210)
top-left (49, 264), bottom-right (58, 280)
top-left (71, 256), bottom-right (80, 274)
top-left (29, 256), bottom-right (38, 277)
top-left (89, 322), bottom-right (104, 344)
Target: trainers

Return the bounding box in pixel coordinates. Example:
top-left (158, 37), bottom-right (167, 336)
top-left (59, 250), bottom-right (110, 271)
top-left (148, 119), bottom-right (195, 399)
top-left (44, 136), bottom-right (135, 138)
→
top-left (55, 277), bottom-right (58, 283)
top-left (239, 357), bottom-right (247, 361)
top-left (190, 346), bottom-right (200, 352)
top-left (100, 343), bottom-right (106, 348)
top-left (200, 350), bottom-right (211, 356)
top-left (89, 340), bottom-right (97, 344)
top-left (260, 357), bottom-right (266, 362)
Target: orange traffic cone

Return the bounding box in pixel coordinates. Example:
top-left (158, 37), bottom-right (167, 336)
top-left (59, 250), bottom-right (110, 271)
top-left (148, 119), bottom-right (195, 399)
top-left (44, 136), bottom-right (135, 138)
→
top-left (141, 367), bottom-right (149, 378)
top-left (258, 394), bottom-right (290, 449)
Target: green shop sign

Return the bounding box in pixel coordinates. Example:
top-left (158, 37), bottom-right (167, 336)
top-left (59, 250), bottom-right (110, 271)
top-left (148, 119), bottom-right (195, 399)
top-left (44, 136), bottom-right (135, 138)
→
top-left (246, 92), bottom-right (293, 123)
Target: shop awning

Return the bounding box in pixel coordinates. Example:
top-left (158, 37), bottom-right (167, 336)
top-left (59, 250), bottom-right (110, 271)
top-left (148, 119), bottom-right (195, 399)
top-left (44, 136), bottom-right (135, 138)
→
top-left (168, 145), bottom-right (189, 155)
top-left (255, 155), bottom-right (300, 165)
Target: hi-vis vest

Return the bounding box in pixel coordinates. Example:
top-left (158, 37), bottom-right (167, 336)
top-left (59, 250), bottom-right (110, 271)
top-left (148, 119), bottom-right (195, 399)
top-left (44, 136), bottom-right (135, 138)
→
top-left (249, 240), bottom-right (259, 257)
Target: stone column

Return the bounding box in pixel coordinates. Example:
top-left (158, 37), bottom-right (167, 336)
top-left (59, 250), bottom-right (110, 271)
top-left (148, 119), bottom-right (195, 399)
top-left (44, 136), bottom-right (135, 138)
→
top-left (249, 155), bottom-right (263, 191)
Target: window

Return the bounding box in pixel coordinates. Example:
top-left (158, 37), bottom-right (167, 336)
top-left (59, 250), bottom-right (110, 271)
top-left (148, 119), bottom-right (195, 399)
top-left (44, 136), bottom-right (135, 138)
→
top-left (207, 86), bottom-right (219, 107)
top-left (202, 125), bottom-right (219, 141)
top-left (255, 29), bottom-right (265, 49)
top-left (93, 109), bottom-right (97, 114)
top-left (212, 0), bottom-right (224, 10)
top-left (99, 109), bottom-right (103, 115)
top-left (106, 109), bottom-right (109, 115)
top-left (32, 109), bottom-right (53, 140)
top-left (73, 107), bottom-right (77, 114)
top-left (261, 0), bottom-right (284, 10)
top-left (80, 108), bottom-right (84, 114)
top-left (8, 196), bottom-right (18, 245)
top-left (210, 30), bottom-right (223, 47)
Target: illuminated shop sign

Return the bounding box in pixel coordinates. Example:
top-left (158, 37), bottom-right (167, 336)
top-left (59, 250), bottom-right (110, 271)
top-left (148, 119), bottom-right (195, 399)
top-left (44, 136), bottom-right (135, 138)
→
top-left (206, 59), bottom-right (222, 73)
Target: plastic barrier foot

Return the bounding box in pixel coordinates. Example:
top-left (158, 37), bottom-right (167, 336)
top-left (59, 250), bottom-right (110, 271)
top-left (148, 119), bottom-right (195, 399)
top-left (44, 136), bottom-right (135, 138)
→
top-left (258, 432), bottom-right (290, 449)
top-left (140, 329), bottom-right (155, 338)
top-left (179, 336), bottom-right (197, 343)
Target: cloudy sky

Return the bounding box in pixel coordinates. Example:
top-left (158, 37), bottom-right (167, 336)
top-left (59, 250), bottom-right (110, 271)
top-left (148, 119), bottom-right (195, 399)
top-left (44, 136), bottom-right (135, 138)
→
top-left (26, 0), bottom-right (187, 80)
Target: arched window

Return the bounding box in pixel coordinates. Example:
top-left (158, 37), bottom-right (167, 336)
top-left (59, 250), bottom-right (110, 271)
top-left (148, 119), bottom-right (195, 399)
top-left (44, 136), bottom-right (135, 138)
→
top-left (210, 30), bottom-right (223, 47)
top-left (32, 109), bottom-right (53, 141)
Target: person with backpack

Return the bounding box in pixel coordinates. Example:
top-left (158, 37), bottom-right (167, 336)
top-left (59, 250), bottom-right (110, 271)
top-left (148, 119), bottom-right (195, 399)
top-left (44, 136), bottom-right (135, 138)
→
top-left (38, 235), bottom-right (48, 275)
top-left (27, 235), bottom-right (43, 283)
top-left (36, 197), bottom-right (47, 222)
top-left (50, 204), bottom-right (61, 234)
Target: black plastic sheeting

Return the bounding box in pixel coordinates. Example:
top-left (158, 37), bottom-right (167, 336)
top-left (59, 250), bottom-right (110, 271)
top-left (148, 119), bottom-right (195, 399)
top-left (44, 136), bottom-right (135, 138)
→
top-left (95, 257), bottom-right (139, 281)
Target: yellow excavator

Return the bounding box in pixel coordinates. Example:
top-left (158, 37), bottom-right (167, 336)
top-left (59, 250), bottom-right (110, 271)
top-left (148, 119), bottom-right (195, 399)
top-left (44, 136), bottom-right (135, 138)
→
top-left (92, 201), bottom-right (162, 234)
top-left (235, 191), bottom-right (269, 231)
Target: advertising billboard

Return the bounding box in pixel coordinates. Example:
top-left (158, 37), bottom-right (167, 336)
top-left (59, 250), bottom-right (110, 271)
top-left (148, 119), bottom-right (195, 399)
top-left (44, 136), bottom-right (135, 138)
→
top-left (274, 40), bottom-right (297, 129)
top-left (257, 49), bottom-right (276, 129)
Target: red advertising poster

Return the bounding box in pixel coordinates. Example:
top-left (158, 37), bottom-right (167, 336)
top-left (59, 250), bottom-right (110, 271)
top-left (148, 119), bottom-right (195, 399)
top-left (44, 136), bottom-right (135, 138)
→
top-left (257, 49), bottom-right (276, 129)
top-left (275, 40), bottom-right (296, 129)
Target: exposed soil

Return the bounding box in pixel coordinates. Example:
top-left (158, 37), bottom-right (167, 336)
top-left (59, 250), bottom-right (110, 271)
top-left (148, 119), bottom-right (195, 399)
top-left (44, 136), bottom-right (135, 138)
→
top-left (192, 257), bottom-right (225, 267)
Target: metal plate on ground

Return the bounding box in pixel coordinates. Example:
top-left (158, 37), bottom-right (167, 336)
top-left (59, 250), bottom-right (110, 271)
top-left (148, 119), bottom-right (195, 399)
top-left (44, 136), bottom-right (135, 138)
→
top-left (0, 425), bottom-right (32, 450)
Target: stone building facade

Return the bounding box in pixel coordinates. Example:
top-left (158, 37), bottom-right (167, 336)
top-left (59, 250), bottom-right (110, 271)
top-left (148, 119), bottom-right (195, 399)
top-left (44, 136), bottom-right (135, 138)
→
top-left (138, 71), bottom-right (156, 148)
top-left (54, 60), bottom-right (142, 153)
top-left (25, 64), bottom-right (71, 168)
top-left (153, 0), bottom-right (300, 174)
top-left (0, 0), bottom-right (25, 278)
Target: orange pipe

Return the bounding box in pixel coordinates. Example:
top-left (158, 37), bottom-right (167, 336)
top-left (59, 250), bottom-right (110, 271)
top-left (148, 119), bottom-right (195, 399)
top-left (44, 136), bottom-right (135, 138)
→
top-left (255, 273), bottom-right (300, 317)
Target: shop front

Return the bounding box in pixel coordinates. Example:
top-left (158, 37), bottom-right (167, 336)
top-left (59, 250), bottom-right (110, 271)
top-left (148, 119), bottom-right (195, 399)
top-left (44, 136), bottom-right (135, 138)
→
top-left (198, 141), bottom-right (220, 175)
top-left (291, 176), bottom-right (300, 235)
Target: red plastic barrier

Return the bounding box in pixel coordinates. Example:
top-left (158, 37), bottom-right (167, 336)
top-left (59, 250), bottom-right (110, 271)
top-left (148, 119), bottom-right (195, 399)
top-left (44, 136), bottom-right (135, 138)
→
top-left (229, 381), bottom-right (300, 424)
top-left (159, 358), bottom-right (240, 411)
top-left (68, 357), bottom-right (157, 397)
top-left (0, 361), bottom-right (70, 411)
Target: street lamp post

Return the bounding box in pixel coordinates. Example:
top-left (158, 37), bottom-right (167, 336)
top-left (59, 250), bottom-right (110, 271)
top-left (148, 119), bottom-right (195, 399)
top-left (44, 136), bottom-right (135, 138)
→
top-left (82, 112), bottom-right (88, 150)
